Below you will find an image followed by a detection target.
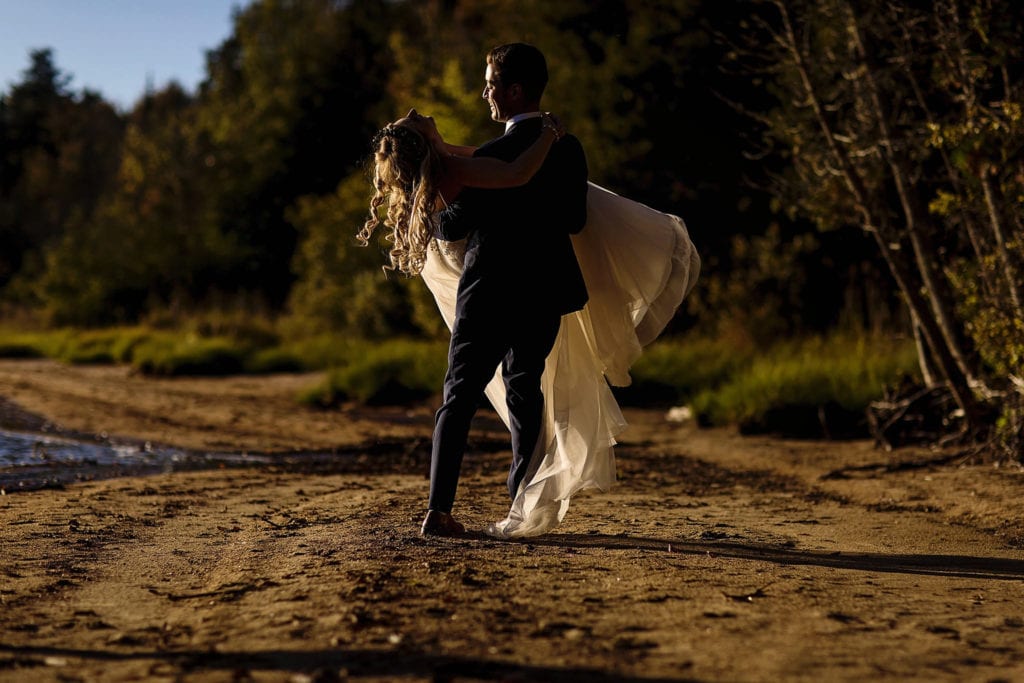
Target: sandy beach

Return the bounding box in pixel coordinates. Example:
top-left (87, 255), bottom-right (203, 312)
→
top-left (1, 358), bottom-right (1023, 682)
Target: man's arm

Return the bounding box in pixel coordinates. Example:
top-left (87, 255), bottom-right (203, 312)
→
top-left (435, 187), bottom-right (481, 242)
top-left (434, 137), bottom-right (509, 241)
top-left (547, 135), bottom-right (588, 234)
top-left (445, 127), bottom-right (559, 188)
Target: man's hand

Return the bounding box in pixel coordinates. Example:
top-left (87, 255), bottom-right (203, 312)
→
top-left (542, 112), bottom-right (566, 140)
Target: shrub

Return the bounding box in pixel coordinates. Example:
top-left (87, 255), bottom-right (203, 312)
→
top-left (131, 336), bottom-right (247, 376)
top-left (691, 333), bottom-right (920, 438)
top-left (245, 347), bottom-right (307, 374)
top-left (57, 328), bottom-right (152, 365)
top-left (272, 333), bottom-right (365, 370)
top-left (298, 339), bottom-right (447, 407)
top-left (619, 334), bottom-right (755, 406)
top-left (0, 337), bottom-right (47, 359)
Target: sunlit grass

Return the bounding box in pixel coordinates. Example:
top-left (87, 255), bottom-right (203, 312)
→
top-left (298, 339), bottom-right (448, 407)
top-left (130, 335), bottom-right (247, 376)
top-left (0, 323), bottom-right (921, 437)
top-left (0, 327), bottom-right (149, 364)
top-left (0, 330), bottom-right (54, 358)
top-left (60, 327), bottom-right (153, 364)
top-left (258, 334), bottom-right (367, 372)
top-left (690, 332), bottom-right (920, 435)
top-left (143, 306), bottom-right (280, 348)
top-left (619, 334), bottom-right (756, 406)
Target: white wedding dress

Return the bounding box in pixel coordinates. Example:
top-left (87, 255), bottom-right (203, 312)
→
top-left (420, 182), bottom-right (701, 537)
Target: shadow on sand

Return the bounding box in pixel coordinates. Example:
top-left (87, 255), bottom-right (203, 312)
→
top-left (469, 532), bottom-right (1024, 582)
top-left (0, 643), bottom-right (697, 682)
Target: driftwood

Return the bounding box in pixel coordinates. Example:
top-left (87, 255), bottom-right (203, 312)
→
top-left (866, 381), bottom-right (963, 451)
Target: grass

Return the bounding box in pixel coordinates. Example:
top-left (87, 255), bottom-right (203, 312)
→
top-left (0, 324), bottom-right (920, 437)
top-left (690, 332), bottom-right (920, 437)
top-left (298, 339), bottom-right (448, 407)
top-left (618, 335), bottom-right (756, 406)
top-left (130, 335), bottom-right (247, 376)
top-left (0, 326), bottom-right (373, 378)
top-left (0, 332), bottom-right (52, 359)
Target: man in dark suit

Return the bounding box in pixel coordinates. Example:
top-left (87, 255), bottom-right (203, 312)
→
top-left (421, 43), bottom-right (590, 536)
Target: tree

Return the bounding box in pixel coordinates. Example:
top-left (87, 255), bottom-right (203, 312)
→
top-left (195, 0), bottom-right (396, 307)
top-left (739, 0), bottom-right (1023, 449)
top-left (36, 83), bottom-right (238, 324)
top-left (0, 49), bottom-right (123, 293)
top-left (297, 0), bottom-right (787, 337)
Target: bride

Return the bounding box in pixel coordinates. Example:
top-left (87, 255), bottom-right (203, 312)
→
top-left (360, 108), bottom-right (700, 538)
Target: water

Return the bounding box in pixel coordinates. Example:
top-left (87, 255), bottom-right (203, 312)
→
top-left (0, 429), bottom-right (273, 492)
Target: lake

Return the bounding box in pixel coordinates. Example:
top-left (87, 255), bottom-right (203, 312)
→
top-left (0, 429), bottom-right (272, 492)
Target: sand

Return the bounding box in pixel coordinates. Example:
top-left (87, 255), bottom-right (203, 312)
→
top-left (1, 358), bottom-right (1023, 682)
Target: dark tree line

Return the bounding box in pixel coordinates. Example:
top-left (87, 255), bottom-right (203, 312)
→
top-left (0, 50), bottom-right (123, 293)
top-left (0, 0), bottom-right (846, 330)
top-left (0, 0), bottom-right (1020, 447)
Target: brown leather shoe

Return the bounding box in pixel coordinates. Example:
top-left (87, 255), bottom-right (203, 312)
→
top-left (420, 510), bottom-right (465, 537)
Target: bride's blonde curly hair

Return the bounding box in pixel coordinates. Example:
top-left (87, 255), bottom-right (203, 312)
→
top-left (358, 122), bottom-right (442, 276)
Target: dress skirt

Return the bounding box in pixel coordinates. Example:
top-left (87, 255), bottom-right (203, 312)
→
top-left (420, 182), bottom-right (701, 537)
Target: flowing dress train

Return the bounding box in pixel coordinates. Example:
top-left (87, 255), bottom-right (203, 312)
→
top-left (420, 182), bottom-right (701, 537)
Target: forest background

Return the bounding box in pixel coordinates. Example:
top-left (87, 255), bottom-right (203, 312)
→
top-left (0, 0), bottom-right (1020, 455)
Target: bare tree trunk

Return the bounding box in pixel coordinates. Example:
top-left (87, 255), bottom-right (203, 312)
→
top-left (771, 0), bottom-right (983, 427)
top-left (870, 224), bottom-right (978, 422)
top-left (893, 4), bottom-right (995, 299)
top-left (911, 314), bottom-right (939, 387)
top-left (843, 1), bottom-right (987, 394)
top-left (979, 168), bottom-right (1024, 315)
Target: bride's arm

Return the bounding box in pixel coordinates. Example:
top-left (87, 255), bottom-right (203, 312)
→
top-left (443, 142), bottom-right (478, 157)
top-left (442, 114), bottom-right (565, 189)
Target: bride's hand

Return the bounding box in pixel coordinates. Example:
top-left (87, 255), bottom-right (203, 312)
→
top-left (429, 130), bottom-right (449, 154)
top-left (542, 112), bottom-right (566, 140)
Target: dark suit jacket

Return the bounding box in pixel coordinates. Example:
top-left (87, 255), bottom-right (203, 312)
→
top-left (435, 117), bottom-right (589, 321)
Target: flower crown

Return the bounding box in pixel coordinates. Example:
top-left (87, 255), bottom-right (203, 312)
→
top-left (376, 123), bottom-right (427, 159)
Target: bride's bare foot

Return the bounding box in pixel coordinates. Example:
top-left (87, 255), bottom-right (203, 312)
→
top-left (420, 510), bottom-right (465, 537)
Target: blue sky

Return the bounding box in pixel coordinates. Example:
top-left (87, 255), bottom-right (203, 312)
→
top-left (1, 0), bottom-right (247, 111)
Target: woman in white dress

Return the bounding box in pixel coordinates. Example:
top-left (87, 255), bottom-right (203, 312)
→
top-left (361, 110), bottom-right (700, 538)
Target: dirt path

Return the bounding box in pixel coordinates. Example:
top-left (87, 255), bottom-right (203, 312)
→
top-left (1, 359), bottom-right (1023, 682)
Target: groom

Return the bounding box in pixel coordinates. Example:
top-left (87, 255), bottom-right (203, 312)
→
top-left (421, 43), bottom-right (590, 536)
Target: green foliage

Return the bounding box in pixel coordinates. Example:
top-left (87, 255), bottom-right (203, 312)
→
top-left (269, 333), bottom-right (365, 371)
top-left (7, 326), bottom-right (248, 376)
top-left (244, 347), bottom-right (306, 374)
top-left (130, 335), bottom-right (247, 377)
top-left (34, 83), bottom-right (241, 325)
top-left (0, 331), bottom-right (54, 359)
top-left (733, 0), bottom-right (1024, 444)
top-left (691, 333), bottom-right (920, 436)
top-left (947, 256), bottom-right (1024, 379)
top-left (244, 332), bottom-right (371, 374)
top-left (618, 334), bottom-right (755, 406)
top-left (0, 340), bottom-right (45, 359)
top-left (298, 339), bottom-right (448, 407)
top-left (56, 328), bottom-right (149, 364)
top-left (195, 0), bottom-right (395, 302)
top-left (1, 1), bottom-right (782, 345)
top-left (283, 170), bottom-right (433, 338)
top-left (0, 49), bottom-right (124, 294)
top-left (0, 324), bottom-right (378, 378)
top-left (146, 301), bottom-right (282, 348)
top-left (0, 326), bottom-right (155, 364)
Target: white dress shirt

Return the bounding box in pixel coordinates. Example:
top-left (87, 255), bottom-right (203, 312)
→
top-left (505, 111), bottom-right (543, 134)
